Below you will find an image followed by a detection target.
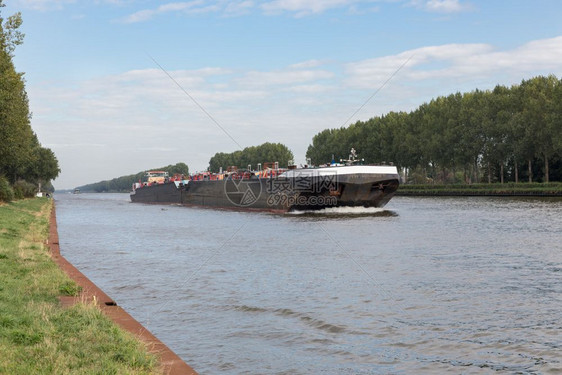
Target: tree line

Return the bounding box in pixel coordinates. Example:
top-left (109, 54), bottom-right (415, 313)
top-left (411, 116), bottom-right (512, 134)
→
top-left (79, 141), bottom-right (294, 191)
top-left (208, 142), bottom-right (294, 172)
top-left (0, 3), bottom-right (60, 201)
top-left (307, 75), bottom-right (562, 184)
top-left (77, 141), bottom-right (295, 191)
top-left (76, 162), bottom-right (189, 193)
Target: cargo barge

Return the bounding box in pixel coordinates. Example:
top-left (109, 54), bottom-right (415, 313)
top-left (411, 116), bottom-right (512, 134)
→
top-left (130, 150), bottom-right (399, 212)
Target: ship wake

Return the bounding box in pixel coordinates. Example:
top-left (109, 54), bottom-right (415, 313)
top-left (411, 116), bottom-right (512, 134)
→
top-left (288, 206), bottom-right (395, 216)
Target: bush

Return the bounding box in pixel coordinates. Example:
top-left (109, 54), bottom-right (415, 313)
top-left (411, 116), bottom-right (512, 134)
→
top-left (0, 176), bottom-right (14, 202)
top-left (13, 180), bottom-right (37, 199)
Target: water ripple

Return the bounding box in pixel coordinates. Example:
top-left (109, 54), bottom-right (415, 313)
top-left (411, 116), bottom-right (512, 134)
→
top-left (55, 194), bottom-right (562, 374)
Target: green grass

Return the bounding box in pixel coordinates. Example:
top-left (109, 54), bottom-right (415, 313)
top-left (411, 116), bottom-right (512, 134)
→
top-left (397, 182), bottom-right (562, 196)
top-left (0, 198), bottom-right (161, 374)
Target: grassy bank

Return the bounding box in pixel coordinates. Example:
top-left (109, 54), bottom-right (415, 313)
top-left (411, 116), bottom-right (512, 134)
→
top-left (0, 198), bottom-right (160, 374)
top-left (396, 182), bottom-right (562, 196)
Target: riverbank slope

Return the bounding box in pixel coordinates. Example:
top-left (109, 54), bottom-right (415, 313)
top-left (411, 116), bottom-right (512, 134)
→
top-left (0, 198), bottom-right (196, 374)
top-left (396, 182), bottom-right (562, 196)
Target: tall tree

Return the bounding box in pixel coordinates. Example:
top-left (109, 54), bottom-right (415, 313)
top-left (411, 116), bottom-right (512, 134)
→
top-left (305, 75), bottom-right (562, 184)
top-left (0, 3), bottom-right (59, 188)
top-left (209, 142), bottom-right (294, 172)
top-left (519, 76), bottom-right (559, 182)
top-left (0, 5), bottom-right (32, 182)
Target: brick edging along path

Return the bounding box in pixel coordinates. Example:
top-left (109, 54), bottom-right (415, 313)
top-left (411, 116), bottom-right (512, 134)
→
top-left (48, 202), bottom-right (197, 375)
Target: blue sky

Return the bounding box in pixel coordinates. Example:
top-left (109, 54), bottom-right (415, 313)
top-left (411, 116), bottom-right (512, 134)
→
top-left (5, 0), bottom-right (562, 189)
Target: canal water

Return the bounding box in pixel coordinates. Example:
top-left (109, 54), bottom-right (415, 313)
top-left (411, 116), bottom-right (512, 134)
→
top-left (54, 193), bottom-right (562, 374)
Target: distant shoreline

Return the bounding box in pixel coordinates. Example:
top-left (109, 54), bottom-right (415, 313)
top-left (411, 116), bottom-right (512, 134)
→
top-left (396, 183), bottom-right (562, 197)
top-left (60, 184), bottom-right (562, 197)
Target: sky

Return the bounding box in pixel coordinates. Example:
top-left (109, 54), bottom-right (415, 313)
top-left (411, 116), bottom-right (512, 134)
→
top-left (4, 0), bottom-right (562, 189)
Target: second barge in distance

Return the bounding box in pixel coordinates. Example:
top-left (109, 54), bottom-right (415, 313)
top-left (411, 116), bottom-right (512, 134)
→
top-left (130, 149), bottom-right (400, 212)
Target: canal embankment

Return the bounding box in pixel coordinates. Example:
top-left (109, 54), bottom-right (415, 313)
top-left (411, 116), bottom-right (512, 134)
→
top-left (396, 182), bottom-right (562, 196)
top-left (0, 198), bottom-right (196, 375)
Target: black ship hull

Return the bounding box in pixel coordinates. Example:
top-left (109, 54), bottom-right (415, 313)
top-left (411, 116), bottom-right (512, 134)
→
top-left (131, 169), bottom-right (399, 212)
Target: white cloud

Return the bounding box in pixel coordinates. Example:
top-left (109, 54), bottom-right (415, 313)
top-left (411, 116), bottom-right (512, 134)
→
top-left (30, 64), bottom-right (334, 187)
top-left (237, 69), bottom-right (334, 87)
top-left (117, 0), bottom-right (389, 21)
top-left (15, 0), bottom-right (75, 11)
top-left (114, 0), bottom-right (469, 22)
top-left (288, 59), bottom-right (328, 69)
top-left (283, 84), bottom-right (335, 93)
top-left (28, 36), bottom-right (562, 188)
top-left (345, 37), bottom-right (562, 90)
top-left (120, 0), bottom-right (209, 23)
top-left (13, 0), bottom-right (471, 17)
top-left (259, 0), bottom-right (469, 16)
top-left (409, 0), bottom-right (472, 13)
top-left (118, 0), bottom-right (258, 23)
top-left (224, 0), bottom-right (254, 16)
top-left (261, 0), bottom-right (359, 16)
top-left (426, 0), bottom-right (469, 13)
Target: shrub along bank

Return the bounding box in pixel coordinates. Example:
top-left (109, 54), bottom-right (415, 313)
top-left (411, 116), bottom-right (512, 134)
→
top-left (0, 198), bottom-right (160, 374)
